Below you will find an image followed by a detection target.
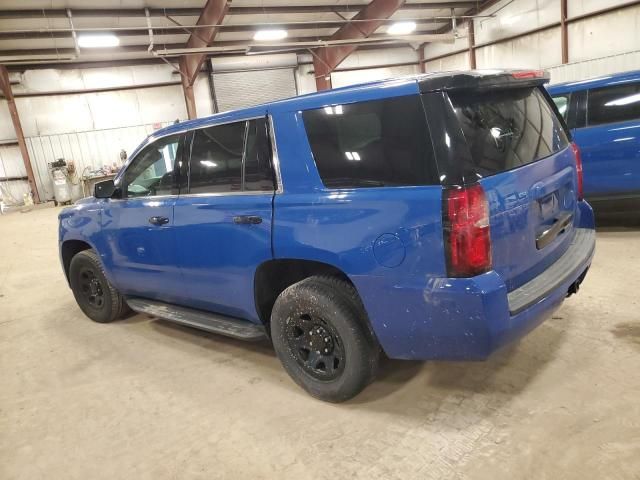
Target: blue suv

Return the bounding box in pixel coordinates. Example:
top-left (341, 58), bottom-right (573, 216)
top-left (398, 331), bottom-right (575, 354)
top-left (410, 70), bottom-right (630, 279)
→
top-left (548, 70), bottom-right (640, 216)
top-left (59, 70), bottom-right (595, 402)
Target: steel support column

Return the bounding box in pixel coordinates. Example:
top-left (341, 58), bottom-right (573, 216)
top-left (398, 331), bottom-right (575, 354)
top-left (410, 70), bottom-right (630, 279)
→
top-left (179, 0), bottom-right (228, 118)
top-left (560, 0), bottom-right (569, 64)
top-left (467, 19), bottom-right (476, 69)
top-left (0, 65), bottom-right (40, 203)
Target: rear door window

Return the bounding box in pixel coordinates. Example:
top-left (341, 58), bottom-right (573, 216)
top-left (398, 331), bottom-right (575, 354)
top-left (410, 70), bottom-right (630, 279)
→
top-left (187, 118), bottom-right (275, 194)
top-left (302, 95), bottom-right (438, 188)
top-left (188, 122), bottom-right (245, 194)
top-left (450, 87), bottom-right (569, 177)
top-left (587, 81), bottom-right (640, 126)
top-left (244, 118), bottom-right (276, 192)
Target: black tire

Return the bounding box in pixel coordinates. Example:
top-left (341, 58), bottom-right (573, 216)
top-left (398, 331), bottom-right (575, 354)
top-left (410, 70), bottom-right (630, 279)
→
top-left (69, 249), bottom-right (129, 323)
top-left (271, 275), bottom-right (380, 402)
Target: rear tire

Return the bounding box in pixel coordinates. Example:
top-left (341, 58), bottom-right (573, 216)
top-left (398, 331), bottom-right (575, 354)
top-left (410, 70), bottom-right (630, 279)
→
top-left (69, 250), bottom-right (128, 323)
top-left (270, 276), bottom-right (379, 402)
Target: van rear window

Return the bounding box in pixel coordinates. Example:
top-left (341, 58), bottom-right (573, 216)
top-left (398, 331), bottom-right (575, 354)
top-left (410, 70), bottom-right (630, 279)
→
top-left (302, 95), bottom-right (438, 189)
top-left (449, 87), bottom-right (569, 176)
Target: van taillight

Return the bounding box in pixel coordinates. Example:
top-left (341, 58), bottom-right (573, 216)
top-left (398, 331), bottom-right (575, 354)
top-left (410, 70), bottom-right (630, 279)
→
top-left (571, 142), bottom-right (584, 200)
top-left (444, 184), bottom-right (492, 277)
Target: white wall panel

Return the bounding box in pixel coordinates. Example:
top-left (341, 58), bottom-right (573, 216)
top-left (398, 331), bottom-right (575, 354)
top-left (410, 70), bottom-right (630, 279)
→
top-left (548, 50), bottom-right (640, 84)
top-left (568, 5), bottom-right (640, 63)
top-left (474, 0), bottom-right (560, 46)
top-left (331, 65), bottom-right (418, 88)
top-left (12, 85), bottom-right (185, 137)
top-left (476, 27), bottom-right (562, 69)
top-left (0, 180), bottom-right (29, 205)
top-left (193, 73), bottom-right (214, 117)
top-left (337, 47), bottom-right (418, 69)
top-left (0, 100), bottom-right (15, 141)
top-left (425, 51), bottom-right (469, 72)
top-left (0, 145), bottom-right (24, 177)
top-left (295, 64), bottom-right (317, 95)
top-left (13, 65), bottom-right (178, 95)
top-left (568, 0), bottom-right (629, 17)
top-left (423, 23), bottom-right (469, 59)
top-left (0, 146), bottom-right (29, 205)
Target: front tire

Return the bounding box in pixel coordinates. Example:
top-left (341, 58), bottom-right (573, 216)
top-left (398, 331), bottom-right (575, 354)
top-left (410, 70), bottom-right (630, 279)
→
top-left (271, 276), bottom-right (379, 402)
top-left (69, 250), bottom-right (128, 323)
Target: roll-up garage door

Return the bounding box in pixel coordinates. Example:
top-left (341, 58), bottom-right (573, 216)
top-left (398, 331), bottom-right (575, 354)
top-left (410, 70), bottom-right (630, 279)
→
top-left (212, 68), bottom-right (297, 112)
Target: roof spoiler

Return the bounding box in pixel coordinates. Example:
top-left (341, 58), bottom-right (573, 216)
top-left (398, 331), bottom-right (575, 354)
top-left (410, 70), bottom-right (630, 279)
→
top-left (419, 69), bottom-right (550, 93)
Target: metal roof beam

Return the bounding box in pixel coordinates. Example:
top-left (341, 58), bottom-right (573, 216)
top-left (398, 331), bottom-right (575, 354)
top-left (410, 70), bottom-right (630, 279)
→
top-left (180, 0), bottom-right (228, 88)
top-left (0, 21), bottom-right (446, 40)
top-left (0, 3), bottom-right (476, 19)
top-left (313, 0), bottom-right (407, 90)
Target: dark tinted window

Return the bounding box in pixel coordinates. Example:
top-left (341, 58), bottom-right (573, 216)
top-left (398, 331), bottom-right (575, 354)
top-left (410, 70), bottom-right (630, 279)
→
top-left (124, 134), bottom-right (182, 198)
top-left (302, 95), bottom-right (438, 188)
top-left (189, 122), bottom-right (245, 193)
top-left (244, 118), bottom-right (275, 191)
top-left (587, 82), bottom-right (640, 126)
top-left (450, 87), bottom-right (569, 177)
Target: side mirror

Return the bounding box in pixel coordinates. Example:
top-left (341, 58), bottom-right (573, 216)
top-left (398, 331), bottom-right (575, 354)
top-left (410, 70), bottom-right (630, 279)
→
top-left (94, 179), bottom-right (117, 199)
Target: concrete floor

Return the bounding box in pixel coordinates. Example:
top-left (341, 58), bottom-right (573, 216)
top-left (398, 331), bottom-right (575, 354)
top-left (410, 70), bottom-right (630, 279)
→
top-left (1, 206), bottom-right (639, 480)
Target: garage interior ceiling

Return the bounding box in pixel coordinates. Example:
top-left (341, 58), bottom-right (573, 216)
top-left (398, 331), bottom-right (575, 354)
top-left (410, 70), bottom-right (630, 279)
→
top-left (0, 0), bottom-right (487, 68)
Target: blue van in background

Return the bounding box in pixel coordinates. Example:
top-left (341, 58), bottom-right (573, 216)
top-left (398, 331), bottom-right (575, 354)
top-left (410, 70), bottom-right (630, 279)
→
top-left (548, 70), bottom-right (640, 216)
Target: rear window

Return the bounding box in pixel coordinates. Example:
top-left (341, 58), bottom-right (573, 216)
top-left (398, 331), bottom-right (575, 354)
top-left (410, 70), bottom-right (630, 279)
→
top-left (302, 95), bottom-right (438, 188)
top-left (450, 87), bottom-right (569, 177)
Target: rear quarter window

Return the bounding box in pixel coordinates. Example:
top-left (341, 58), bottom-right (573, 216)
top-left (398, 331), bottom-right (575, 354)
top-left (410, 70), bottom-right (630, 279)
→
top-left (450, 87), bottom-right (569, 177)
top-left (587, 81), bottom-right (640, 126)
top-left (302, 95), bottom-right (438, 188)
top-left (551, 94), bottom-right (570, 120)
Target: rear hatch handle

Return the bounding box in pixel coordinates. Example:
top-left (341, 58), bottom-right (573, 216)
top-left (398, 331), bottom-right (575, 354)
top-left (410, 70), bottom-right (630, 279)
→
top-left (536, 211), bottom-right (573, 250)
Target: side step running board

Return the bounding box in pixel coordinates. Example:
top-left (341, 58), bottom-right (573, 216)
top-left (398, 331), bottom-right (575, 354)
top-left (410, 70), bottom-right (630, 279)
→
top-left (126, 297), bottom-right (267, 341)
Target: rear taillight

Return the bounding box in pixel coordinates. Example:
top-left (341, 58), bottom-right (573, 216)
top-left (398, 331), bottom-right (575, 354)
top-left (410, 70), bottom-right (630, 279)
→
top-left (571, 141), bottom-right (584, 200)
top-left (443, 184), bottom-right (492, 277)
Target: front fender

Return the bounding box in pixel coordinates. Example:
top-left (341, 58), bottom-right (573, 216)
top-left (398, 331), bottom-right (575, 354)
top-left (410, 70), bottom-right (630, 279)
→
top-left (58, 200), bottom-right (115, 285)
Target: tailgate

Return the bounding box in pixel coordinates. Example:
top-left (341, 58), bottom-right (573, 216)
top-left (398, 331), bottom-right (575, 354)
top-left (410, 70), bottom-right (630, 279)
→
top-left (428, 81), bottom-right (579, 291)
top-left (480, 150), bottom-right (578, 291)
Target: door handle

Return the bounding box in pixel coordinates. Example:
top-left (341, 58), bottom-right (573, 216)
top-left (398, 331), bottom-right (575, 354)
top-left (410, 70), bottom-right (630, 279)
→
top-left (233, 215), bottom-right (262, 225)
top-left (148, 216), bottom-right (170, 226)
top-left (536, 212), bottom-right (573, 249)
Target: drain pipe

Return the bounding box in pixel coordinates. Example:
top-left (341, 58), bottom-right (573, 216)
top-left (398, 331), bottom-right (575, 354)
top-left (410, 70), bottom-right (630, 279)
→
top-left (145, 8), bottom-right (154, 52)
top-left (66, 9), bottom-right (80, 56)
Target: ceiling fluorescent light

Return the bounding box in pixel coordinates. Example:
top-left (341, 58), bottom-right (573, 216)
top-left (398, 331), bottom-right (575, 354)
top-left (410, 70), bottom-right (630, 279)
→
top-left (78, 34), bottom-right (119, 48)
top-left (253, 29), bottom-right (288, 41)
top-left (387, 21), bottom-right (416, 35)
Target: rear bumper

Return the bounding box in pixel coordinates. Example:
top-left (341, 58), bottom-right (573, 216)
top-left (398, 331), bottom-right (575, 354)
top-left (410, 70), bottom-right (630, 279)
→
top-left (355, 206), bottom-right (596, 361)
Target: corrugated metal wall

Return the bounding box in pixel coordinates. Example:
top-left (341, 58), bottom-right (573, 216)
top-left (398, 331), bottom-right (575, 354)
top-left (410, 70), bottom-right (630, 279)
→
top-left (0, 144), bottom-right (29, 204)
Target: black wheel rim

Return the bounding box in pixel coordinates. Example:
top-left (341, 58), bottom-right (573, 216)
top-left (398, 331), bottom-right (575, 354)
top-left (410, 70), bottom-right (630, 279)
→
top-left (285, 313), bottom-right (345, 381)
top-left (78, 267), bottom-right (105, 310)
